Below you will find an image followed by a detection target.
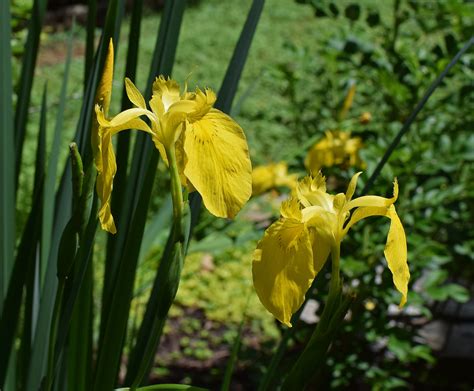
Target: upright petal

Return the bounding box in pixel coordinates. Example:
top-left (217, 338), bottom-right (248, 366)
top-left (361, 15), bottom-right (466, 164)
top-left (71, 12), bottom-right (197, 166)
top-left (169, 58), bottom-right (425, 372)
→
top-left (345, 171), bottom-right (362, 201)
top-left (183, 109), bottom-right (252, 218)
top-left (125, 78), bottom-right (146, 109)
top-left (92, 40), bottom-right (114, 170)
top-left (95, 39), bottom-right (114, 116)
top-left (252, 219), bottom-right (315, 327)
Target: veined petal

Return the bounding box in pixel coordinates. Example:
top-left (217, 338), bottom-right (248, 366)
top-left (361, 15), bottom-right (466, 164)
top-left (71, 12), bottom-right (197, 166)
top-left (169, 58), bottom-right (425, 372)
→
top-left (343, 204), bottom-right (409, 306)
top-left (280, 197), bottom-right (302, 220)
top-left (252, 219), bottom-right (315, 327)
top-left (345, 179), bottom-right (398, 210)
top-left (125, 78), bottom-right (146, 109)
top-left (185, 87), bottom-right (216, 122)
top-left (183, 109), bottom-right (252, 218)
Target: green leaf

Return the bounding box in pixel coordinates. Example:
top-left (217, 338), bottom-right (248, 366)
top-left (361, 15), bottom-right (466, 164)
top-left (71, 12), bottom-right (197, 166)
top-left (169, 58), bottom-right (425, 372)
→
top-left (25, 25), bottom-right (75, 391)
top-left (220, 297), bottom-right (250, 391)
top-left (14, 0), bottom-right (48, 181)
top-left (0, 84), bottom-right (47, 389)
top-left (0, 0), bottom-right (15, 316)
top-left (116, 385), bottom-right (208, 391)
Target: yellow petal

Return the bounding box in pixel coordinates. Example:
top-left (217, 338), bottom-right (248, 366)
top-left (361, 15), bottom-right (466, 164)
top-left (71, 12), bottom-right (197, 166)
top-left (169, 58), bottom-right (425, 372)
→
top-left (345, 171), bottom-right (362, 201)
top-left (343, 204), bottom-right (409, 306)
top-left (310, 229), bottom-right (332, 274)
top-left (95, 128), bottom-right (117, 234)
top-left (184, 87), bottom-right (216, 122)
top-left (345, 179), bottom-right (398, 210)
top-left (385, 205), bottom-right (409, 306)
top-left (280, 197), bottom-right (302, 220)
top-left (252, 219), bottom-right (315, 327)
top-left (183, 109), bottom-right (252, 218)
top-left (160, 111), bottom-right (187, 149)
top-left (124, 78), bottom-right (146, 109)
top-left (99, 107), bottom-right (154, 129)
top-left (92, 40), bottom-right (114, 166)
top-left (95, 39), bottom-right (114, 116)
top-left (152, 76), bottom-right (181, 113)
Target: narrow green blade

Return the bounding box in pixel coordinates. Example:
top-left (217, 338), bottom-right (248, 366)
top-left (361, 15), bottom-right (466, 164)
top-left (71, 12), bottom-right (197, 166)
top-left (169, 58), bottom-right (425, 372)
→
top-left (13, 0), bottom-right (48, 182)
top-left (0, 0), bottom-right (15, 316)
top-left (84, 0), bottom-right (98, 85)
top-left (0, 85), bottom-right (47, 389)
top-left (25, 26), bottom-right (75, 390)
top-left (188, 0), bottom-right (265, 228)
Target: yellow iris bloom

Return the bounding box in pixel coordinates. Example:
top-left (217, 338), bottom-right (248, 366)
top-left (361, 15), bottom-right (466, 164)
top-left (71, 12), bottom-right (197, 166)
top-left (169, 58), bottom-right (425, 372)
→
top-left (305, 130), bottom-right (363, 173)
top-left (92, 41), bottom-right (252, 233)
top-left (252, 162), bottom-right (298, 195)
top-left (252, 172), bottom-right (409, 327)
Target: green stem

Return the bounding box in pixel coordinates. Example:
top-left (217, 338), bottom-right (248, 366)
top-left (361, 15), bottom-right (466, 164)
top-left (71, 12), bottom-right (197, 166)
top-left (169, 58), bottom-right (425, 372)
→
top-left (166, 145), bottom-right (184, 239)
top-left (282, 242), bottom-right (347, 390)
top-left (44, 279), bottom-right (65, 391)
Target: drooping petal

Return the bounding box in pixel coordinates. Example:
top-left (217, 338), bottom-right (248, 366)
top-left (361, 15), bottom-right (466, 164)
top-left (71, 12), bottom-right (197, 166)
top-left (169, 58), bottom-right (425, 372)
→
top-left (125, 77), bottom-right (146, 109)
top-left (183, 109), bottom-right (252, 218)
top-left (252, 218), bottom-right (315, 327)
top-left (95, 128), bottom-right (117, 234)
top-left (385, 205), bottom-right (409, 307)
top-left (343, 204), bottom-right (409, 306)
top-left (93, 106), bottom-right (153, 234)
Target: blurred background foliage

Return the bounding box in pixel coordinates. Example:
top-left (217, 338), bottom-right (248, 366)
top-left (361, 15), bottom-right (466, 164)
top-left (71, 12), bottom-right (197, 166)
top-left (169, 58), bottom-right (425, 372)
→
top-left (10, 0), bottom-right (474, 389)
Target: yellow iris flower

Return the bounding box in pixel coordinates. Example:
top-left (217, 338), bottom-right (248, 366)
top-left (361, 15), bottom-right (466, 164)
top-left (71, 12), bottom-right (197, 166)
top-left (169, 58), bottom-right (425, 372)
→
top-left (120, 76), bottom-right (252, 219)
top-left (92, 41), bottom-right (252, 233)
top-left (252, 162), bottom-right (298, 195)
top-left (252, 172), bottom-right (409, 327)
top-left (305, 130), bottom-right (363, 173)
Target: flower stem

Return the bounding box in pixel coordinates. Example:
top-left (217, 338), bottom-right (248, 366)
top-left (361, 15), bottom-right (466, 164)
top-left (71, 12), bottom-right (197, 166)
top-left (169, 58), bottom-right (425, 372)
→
top-left (166, 145), bottom-right (184, 240)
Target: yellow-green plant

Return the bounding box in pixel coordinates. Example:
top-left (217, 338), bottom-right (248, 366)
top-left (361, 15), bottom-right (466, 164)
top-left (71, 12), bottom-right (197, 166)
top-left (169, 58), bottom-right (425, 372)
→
top-left (0, 0), bottom-right (264, 390)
